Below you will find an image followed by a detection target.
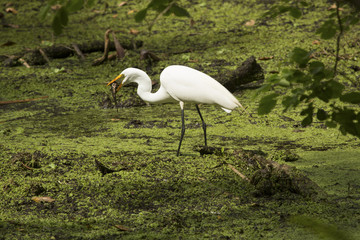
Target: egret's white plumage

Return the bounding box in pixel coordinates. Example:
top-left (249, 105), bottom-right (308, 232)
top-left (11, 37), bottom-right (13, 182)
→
top-left (107, 65), bottom-right (246, 155)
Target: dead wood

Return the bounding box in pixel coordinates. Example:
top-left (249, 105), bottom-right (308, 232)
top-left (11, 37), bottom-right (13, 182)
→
top-left (92, 29), bottom-right (113, 66)
top-left (95, 159), bottom-right (128, 176)
top-left (0, 96), bottom-right (49, 105)
top-left (38, 48), bottom-right (51, 64)
top-left (2, 37), bottom-right (143, 67)
top-left (220, 56), bottom-right (264, 92)
top-left (227, 164), bottom-right (250, 182)
top-left (18, 58), bottom-right (30, 68)
top-left (93, 29), bottom-right (128, 66)
top-left (113, 33), bottom-right (125, 59)
top-left (72, 44), bottom-right (85, 60)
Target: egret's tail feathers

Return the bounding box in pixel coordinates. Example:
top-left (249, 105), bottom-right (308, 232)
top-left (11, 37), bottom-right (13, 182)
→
top-left (221, 107), bottom-right (232, 113)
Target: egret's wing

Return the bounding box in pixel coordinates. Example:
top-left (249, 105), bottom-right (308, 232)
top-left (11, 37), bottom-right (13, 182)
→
top-left (160, 65), bottom-right (240, 110)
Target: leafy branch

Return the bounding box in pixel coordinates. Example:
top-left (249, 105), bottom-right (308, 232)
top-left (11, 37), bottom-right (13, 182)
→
top-left (135, 0), bottom-right (190, 32)
top-left (40, 0), bottom-right (96, 35)
top-left (334, 1), bottom-right (343, 74)
top-left (257, 1), bottom-right (360, 138)
top-left (40, 0), bottom-right (190, 35)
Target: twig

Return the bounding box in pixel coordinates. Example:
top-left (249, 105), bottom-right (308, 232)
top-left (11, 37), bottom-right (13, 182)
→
top-left (0, 96), bottom-right (48, 105)
top-left (149, 0), bottom-right (176, 32)
top-left (92, 29), bottom-right (112, 66)
top-left (18, 58), bottom-right (30, 68)
top-left (20, 162), bottom-right (34, 170)
top-left (112, 33), bottom-right (125, 59)
top-left (227, 164), bottom-right (250, 182)
top-left (72, 43), bottom-right (85, 60)
top-left (38, 48), bottom-right (51, 65)
top-left (334, 1), bottom-right (343, 75)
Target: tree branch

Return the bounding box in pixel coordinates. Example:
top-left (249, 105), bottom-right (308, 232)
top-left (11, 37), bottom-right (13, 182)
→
top-left (334, 1), bottom-right (343, 75)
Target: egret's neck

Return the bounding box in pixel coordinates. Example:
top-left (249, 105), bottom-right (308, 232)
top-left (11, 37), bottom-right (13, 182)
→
top-left (135, 76), bottom-right (152, 96)
top-left (135, 75), bottom-right (172, 104)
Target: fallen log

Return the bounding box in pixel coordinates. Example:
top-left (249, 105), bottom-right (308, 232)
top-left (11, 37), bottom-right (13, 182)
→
top-left (220, 56), bottom-right (264, 92)
top-left (2, 38), bottom-right (143, 67)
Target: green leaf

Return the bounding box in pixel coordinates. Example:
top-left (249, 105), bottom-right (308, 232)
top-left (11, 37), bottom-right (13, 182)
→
top-left (41, 40), bottom-right (54, 47)
top-left (135, 8), bottom-right (148, 22)
top-left (348, 14), bottom-right (359, 25)
top-left (289, 7), bottom-right (302, 19)
top-left (278, 79), bottom-right (290, 87)
top-left (148, 0), bottom-right (169, 11)
top-left (281, 68), bottom-right (311, 84)
top-left (316, 109), bottom-right (328, 121)
top-left (163, 8), bottom-right (173, 16)
top-left (327, 80), bottom-right (344, 99)
top-left (340, 92), bottom-right (360, 104)
top-left (278, 5), bottom-right (291, 14)
top-left (39, 0), bottom-right (57, 20)
top-left (289, 47), bottom-right (311, 67)
top-left (300, 104), bottom-right (314, 126)
top-left (253, 83), bottom-right (271, 98)
top-left (170, 4), bottom-right (190, 17)
top-left (309, 61), bottom-right (326, 80)
top-left (333, 108), bottom-right (359, 137)
top-left (66, 0), bottom-right (84, 12)
top-left (39, 3), bottom-right (52, 20)
top-left (258, 93), bottom-right (279, 115)
top-left (86, 0), bottom-right (96, 7)
top-left (316, 19), bottom-right (337, 39)
top-left (325, 121), bottom-right (337, 128)
top-left (282, 95), bottom-right (300, 111)
top-left (266, 73), bottom-right (281, 84)
top-left (262, 5), bottom-right (281, 18)
top-left (59, 7), bottom-right (69, 26)
top-left (300, 104), bottom-right (313, 116)
top-left (281, 68), bottom-right (295, 80)
top-left (309, 61), bottom-right (324, 75)
top-left (52, 7), bottom-right (68, 35)
top-left (301, 115), bottom-right (313, 126)
top-left (314, 80), bottom-right (344, 102)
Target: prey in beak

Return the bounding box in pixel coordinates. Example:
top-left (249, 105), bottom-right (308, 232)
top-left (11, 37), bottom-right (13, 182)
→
top-left (107, 74), bottom-right (125, 111)
top-left (107, 74), bottom-right (124, 93)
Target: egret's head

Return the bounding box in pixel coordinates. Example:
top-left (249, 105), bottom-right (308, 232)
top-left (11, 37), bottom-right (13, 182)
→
top-left (107, 68), bottom-right (145, 93)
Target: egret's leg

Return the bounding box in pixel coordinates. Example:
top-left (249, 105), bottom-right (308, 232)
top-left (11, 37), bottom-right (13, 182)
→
top-left (195, 104), bottom-right (207, 146)
top-left (177, 102), bottom-right (185, 156)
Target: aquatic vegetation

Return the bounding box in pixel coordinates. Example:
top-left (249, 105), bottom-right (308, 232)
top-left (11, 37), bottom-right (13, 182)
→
top-left (0, 0), bottom-right (359, 239)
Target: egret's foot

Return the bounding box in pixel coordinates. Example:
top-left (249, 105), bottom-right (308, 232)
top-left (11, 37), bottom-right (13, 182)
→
top-left (194, 145), bottom-right (224, 156)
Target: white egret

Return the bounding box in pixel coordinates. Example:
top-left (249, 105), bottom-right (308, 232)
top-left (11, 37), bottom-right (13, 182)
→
top-left (107, 65), bottom-right (246, 156)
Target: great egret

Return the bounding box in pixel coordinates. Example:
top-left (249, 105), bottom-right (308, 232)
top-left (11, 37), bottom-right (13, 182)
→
top-left (107, 65), bottom-right (246, 156)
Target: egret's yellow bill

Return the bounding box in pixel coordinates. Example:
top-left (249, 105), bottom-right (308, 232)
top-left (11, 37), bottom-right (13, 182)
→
top-left (107, 74), bottom-right (123, 92)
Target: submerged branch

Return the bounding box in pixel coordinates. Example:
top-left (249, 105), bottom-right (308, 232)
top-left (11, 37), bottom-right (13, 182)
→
top-left (227, 164), bottom-right (250, 182)
top-left (0, 96), bottom-right (49, 105)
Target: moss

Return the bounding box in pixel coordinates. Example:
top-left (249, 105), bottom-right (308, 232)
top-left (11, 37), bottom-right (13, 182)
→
top-left (1, 0), bottom-right (360, 239)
